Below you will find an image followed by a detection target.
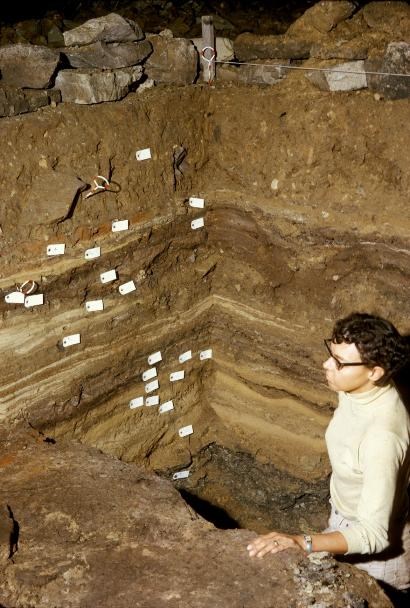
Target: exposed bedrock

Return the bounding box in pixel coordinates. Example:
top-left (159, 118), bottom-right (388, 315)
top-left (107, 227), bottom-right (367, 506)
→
top-left (0, 82), bottom-right (409, 547)
top-left (0, 428), bottom-right (392, 608)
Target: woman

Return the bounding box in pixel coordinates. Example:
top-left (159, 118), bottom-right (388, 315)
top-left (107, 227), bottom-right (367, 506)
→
top-left (247, 313), bottom-right (410, 606)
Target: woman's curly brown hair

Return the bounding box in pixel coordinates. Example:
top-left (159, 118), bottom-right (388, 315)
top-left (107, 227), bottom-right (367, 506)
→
top-left (331, 312), bottom-right (410, 386)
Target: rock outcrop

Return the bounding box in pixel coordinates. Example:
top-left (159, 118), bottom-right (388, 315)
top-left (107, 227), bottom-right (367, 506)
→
top-left (0, 427), bottom-right (392, 608)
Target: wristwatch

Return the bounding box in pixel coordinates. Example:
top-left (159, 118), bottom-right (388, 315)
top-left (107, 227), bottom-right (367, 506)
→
top-left (303, 534), bottom-right (313, 554)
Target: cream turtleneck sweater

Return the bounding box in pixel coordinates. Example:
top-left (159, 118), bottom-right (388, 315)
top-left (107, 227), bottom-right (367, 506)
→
top-left (325, 384), bottom-right (410, 555)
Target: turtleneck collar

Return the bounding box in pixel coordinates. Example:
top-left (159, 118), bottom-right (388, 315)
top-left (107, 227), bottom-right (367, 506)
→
top-left (342, 384), bottom-right (393, 406)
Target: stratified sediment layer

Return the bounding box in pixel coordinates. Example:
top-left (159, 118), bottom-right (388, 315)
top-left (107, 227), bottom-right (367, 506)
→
top-left (0, 83), bottom-right (409, 532)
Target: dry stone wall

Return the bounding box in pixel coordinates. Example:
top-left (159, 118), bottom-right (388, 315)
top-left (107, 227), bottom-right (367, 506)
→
top-left (1, 2), bottom-right (410, 117)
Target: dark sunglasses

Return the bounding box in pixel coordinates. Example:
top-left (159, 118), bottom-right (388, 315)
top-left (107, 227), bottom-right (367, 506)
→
top-left (324, 339), bottom-right (365, 371)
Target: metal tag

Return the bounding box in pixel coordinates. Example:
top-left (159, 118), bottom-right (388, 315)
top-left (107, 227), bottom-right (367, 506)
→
top-left (179, 350), bottom-right (192, 363)
top-left (24, 294), bottom-right (44, 307)
top-left (136, 148), bottom-right (152, 161)
top-left (129, 396), bottom-right (144, 409)
top-left (142, 367), bottom-right (157, 382)
top-left (145, 379), bottom-right (159, 393)
top-left (173, 470), bottom-right (190, 480)
top-left (119, 280), bottom-right (136, 295)
top-left (148, 351), bottom-right (162, 365)
top-left (179, 425), bottom-right (193, 438)
top-left (112, 220), bottom-right (129, 232)
top-left (145, 395), bottom-right (159, 406)
top-left (85, 299), bottom-right (104, 312)
top-left (63, 333), bottom-right (81, 347)
top-left (5, 291), bottom-right (25, 304)
top-left (47, 243), bottom-right (65, 256)
top-left (191, 217), bottom-right (204, 230)
top-left (85, 247), bottom-right (101, 260)
top-left (200, 349), bottom-right (213, 360)
top-left (100, 269), bottom-right (117, 283)
top-left (170, 370), bottom-right (185, 382)
top-left (189, 197), bottom-right (205, 208)
top-left (159, 400), bottom-right (174, 414)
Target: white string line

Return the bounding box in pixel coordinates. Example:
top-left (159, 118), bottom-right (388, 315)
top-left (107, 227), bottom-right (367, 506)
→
top-left (213, 59), bottom-right (410, 79)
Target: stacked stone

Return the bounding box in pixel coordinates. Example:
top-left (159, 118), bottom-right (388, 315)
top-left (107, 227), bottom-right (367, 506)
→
top-left (0, 12), bottom-right (199, 116)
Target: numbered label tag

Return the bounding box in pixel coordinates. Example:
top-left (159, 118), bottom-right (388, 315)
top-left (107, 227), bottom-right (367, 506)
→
top-left (85, 247), bottom-right (101, 260)
top-left (5, 291), bottom-right (25, 304)
top-left (100, 269), bottom-right (117, 284)
top-left (145, 379), bottom-right (159, 393)
top-left (148, 351), bottom-right (162, 365)
top-left (136, 148), bottom-right (152, 161)
top-left (191, 217), bottom-right (204, 230)
top-left (173, 470), bottom-right (190, 480)
top-left (25, 294), bottom-right (44, 307)
top-left (159, 400), bottom-right (174, 414)
top-left (63, 333), bottom-right (81, 348)
top-left (142, 367), bottom-right (157, 382)
top-left (189, 197), bottom-right (205, 209)
top-left (119, 280), bottom-right (136, 295)
top-left (179, 350), bottom-right (192, 363)
top-left (170, 370), bottom-right (185, 382)
top-left (145, 395), bottom-right (159, 407)
top-left (179, 425), bottom-right (193, 438)
top-left (200, 349), bottom-right (213, 360)
top-left (85, 299), bottom-right (104, 312)
top-left (112, 220), bottom-right (129, 232)
top-left (129, 396), bottom-right (144, 409)
top-left (47, 243), bottom-right (65, 256)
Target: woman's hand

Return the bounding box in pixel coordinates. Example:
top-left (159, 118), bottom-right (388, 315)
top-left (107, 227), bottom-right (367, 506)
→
top-left (247, 532), bottom-right (304, 558)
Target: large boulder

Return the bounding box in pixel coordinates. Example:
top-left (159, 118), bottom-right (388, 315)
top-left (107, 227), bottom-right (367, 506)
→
top-left (20, 170), bottom-right (86, 226)
top-left (55, 66), bottom-right (143, 104)
top-left (366, 42), bottom-right (410, 100)
top-left (0, 85), bottom-right (60, 117)
top-left (306, 60), bottom-right (367, 92)
top-left (63, 13), bottom-right (144, 46)
top-left (61, 40), bottom-right (152, 69)
top-left (288, 1), bottom-right (356, 36)
top-left (362, 1), bottom-right (410, 36)
top-left (234, 33), bottom-right (311, 61)
top-left (145, 35), bottom-right (198, 85)
top-left (0, 44), bottom-right (60, 89)
top-left (0, 429), bottom-right (393, 608)
top-left (218, 61), bottom-right (289, 86)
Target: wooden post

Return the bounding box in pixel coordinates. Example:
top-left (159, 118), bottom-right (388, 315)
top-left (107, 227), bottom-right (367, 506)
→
top-left (201, 15), bottom-right (216, 84)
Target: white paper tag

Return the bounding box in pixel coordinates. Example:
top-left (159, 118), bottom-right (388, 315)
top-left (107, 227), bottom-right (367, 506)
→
top-left (200, 349), bottom-right (213, 360)
top-left (129, 396), bottom-right (144, 409)
top-left (142, 367), bottom-right (157, 382)
top-left (5, 291), bottom-right (25, 304)
top-left (173, 470), bottom-right (190, 480)
top-left (112, 220), bottom-right (129, 232)
top-left (148, 351), bottom-right (162, 365)
top-left (145, 379), bottom-right (159, 393)
top-left (159, 400), bottom-right (174, 414)
top-left (170, 370), bottom-right (185, 382)
top-left (47, 243), bottom-right (65, 256)
top-left (119, 280), bottom-right (136, 295)
top-left (145, 395), bottom-right (159, 407)
top-left (179, 425), bottom-right (193, 438)
top-left (191, 217), bottom-right (204, 230)
top-left (189, 197), bottom-right (205, 209)
top-left (136, 148), bottom-right (151, 161)
top-left (100, 269), bottom-right (117, 284)
top-left (179, 350), bottom-right (192, 363)
top-left (85, 299), bottom-right (104, 312)
top-left (63, 333), bottom-right (81, 347)
top-left (85, 247), bottom-right (101, 260)
top-left (24, 294), bottom-right (44, 307)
